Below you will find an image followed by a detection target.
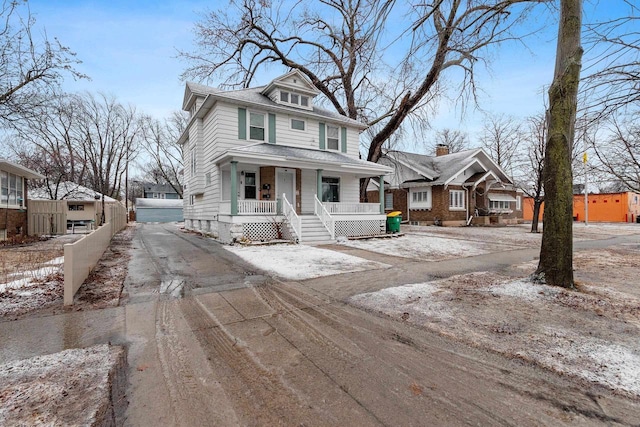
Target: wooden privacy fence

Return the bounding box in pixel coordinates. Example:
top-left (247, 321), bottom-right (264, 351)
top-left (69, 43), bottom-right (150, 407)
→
top-left (63, 202), bottom-right (127, 305)
top-left (28, 200), bottom-right (66, 235)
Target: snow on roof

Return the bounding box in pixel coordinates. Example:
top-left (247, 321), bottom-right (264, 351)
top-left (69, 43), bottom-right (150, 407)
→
top-left (135, 198), bottom-right (183, 208)
top-left (29, 182), bottom-right (117, 202)
top-left (383, 148), bottom-right (512, 186)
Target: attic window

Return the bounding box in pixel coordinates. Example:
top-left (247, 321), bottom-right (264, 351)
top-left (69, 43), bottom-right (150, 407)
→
top-left (301, 96), bottom-right (309, 107)
top-left (280, 91), bottom-right (289, 102)
top-left (291, 93), bottom-right (299, 104)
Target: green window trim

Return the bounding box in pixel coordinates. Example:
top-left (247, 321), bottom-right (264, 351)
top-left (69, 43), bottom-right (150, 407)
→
top-left (340, 127), bottom-right (347, 153)
top-left (319, 122), bottom-right (326, 150)
top-left (268, 113), bottom-right (276, 144)
top-left (238, 108), bottom-right (247, 140)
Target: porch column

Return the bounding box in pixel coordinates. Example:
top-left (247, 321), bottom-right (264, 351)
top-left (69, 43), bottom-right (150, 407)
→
top-left (230, 161), bottom-right (238, 215)
top-left (316, 169), bottom-right (323, 201)
top-left (379, 175), bottom-right (385, 214)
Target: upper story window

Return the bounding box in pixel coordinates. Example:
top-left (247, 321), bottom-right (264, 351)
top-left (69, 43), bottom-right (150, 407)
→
top-left (249, 112), bottom-right (265, 141)
top-left (291, 119), bottom-right (305, 131)
top-left (190, 146), bottom-right (196, 174)
top-left (327, 125), bottom-right (339, 150)
top-left (279, 90), bottom-right (310, 108)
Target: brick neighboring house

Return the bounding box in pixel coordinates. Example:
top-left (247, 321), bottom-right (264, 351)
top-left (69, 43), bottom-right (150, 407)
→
top-left (368, 145), bottom-right (523, 226)
top-left (0, 160), bottom-right (44, 240)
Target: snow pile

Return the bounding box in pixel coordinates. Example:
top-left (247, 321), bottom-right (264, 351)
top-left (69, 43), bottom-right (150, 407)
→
top-left (225, 244), bottom-right (389, 280)
top-left (350, 281), bottom-right (453, 322)
top-left (340, 234), bottom-right (506, 260)
top-left (488, 279), bottom-right (561, 301)
top-left (0, 344), bottom-right (126, 426)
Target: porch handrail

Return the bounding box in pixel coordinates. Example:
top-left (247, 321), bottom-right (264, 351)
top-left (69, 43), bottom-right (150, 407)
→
top-left (323, 202), bottom-right (380, 214)
top-left (281, 193), bottom-right (301, 242)
top-left (314, 195), bottom-right (335, 239)
top-left (238, 200), bottom-right (277, 214)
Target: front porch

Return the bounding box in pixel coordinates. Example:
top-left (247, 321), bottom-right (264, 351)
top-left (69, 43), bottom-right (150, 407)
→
top-left (211, 143), bottom-right (392, 244)
top-left (218, 197), bottom-right (387, 244)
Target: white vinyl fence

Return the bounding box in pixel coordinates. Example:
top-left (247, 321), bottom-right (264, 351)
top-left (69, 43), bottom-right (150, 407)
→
top-left (63, 203), bottom-right (127, 305)
top-left (28, 200), bottom-right (67, 235)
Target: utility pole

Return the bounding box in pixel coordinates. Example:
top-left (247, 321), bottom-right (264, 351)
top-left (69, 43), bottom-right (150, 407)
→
top-left (583, 139), bottom-right (588, 227)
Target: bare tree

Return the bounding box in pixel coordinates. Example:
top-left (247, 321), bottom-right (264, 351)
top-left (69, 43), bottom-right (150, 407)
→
top-left (432, 128), bottom-right (470, 154)
top-left (478, 113), bottom-right (522, 173)
top-left (8, 93), bottom-right (89, 196)
top-left (581, 1), bottom-right (639, 120)
top-left (180, 0), bottom-right (547, 199)
top-left (535, 0), bottom-right (582, 288)
top-left (0, 0), bottom-right (85, 125)
top-left (139, 111), bottom-right (187, 198)
top-left (592, 116), bottom-right (640, 192)
top-left (75, 93), bottom-right (141, 223)
top-left (513, 113), bottom-right (546, 232)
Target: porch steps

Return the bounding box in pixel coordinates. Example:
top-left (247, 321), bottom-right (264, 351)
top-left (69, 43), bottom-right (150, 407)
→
top-left (298, 215), bottom-right (333, 244)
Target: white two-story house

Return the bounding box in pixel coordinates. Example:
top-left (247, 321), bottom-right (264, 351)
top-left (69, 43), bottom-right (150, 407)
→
top-left (179, 70), bottom-right (392, 244)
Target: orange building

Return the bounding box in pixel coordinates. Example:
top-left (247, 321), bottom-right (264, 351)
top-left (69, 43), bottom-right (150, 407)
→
top-left (523, 192), bottom-right (640, 223)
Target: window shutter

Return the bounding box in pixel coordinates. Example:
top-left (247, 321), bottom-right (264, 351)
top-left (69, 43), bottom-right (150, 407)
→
top-left (268, 113), bottom-right (276, 144)
top-left (340, 127), bottom-right (347, 153)
top-left (238, 108), bottom-right (247, 139)
top-left (319, 123), bottom-right (326, 150)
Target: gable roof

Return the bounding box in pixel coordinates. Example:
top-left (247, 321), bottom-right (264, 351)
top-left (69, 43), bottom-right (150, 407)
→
top-left (29, 181), bottom-right (117, 202)
top-left (260, 69), bottom-right (320, 97)
top-left (382, 148), bottom-right (513, 186)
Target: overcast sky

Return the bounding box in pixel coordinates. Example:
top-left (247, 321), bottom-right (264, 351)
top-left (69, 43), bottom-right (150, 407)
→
top-left (27, 0), bottom-right (628, 151)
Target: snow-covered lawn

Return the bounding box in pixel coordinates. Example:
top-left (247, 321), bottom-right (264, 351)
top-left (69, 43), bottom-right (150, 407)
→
top-left (350, 254), bottom-right (640, 398)
top-left (339, 234), bottom-right (512, 260)
top-left (0, 256), bottom-right (64, 294)
top-left (224, 244), bottom-right (390, 280)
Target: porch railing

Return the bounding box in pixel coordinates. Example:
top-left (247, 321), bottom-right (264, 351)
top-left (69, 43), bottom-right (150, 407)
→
top-left (220, 200), bottom-right (277, 215)
top-left (281, 194), bottom-right (301, 242)
top-left (323, 202), bottom-right (380, 214)
top-left (314, 195), bottom-right (335, 239)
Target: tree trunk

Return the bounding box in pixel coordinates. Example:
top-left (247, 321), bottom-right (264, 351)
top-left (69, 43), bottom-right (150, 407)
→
top-left (535, 0), bottom-right (583, 288)
top-left (531, 199), bottom-right (542, 233)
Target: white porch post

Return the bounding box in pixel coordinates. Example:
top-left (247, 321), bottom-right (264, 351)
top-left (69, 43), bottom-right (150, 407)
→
top-left (316, 169), bottom-right (323, 200)
top-left (230, 161), bottom-right (238, 215)
top-left (379, 175), bottom-right (385, 214)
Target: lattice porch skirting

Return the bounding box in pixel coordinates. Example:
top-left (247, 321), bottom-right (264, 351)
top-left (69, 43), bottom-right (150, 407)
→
top-left (334, 219), bottom-right (385, 237)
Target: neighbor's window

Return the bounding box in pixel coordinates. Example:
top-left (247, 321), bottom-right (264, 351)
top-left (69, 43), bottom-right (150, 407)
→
top-left (68, 204), bottom-right (85, 211)
top-left (249, 112), bottom-right (265, 141)
top-left (327, 125), bottom-right (339, 150)
top-left (322, 177), bottom-right (340, 202)
top-left (410, 188), bottom-right (432, 209)
top-left (291, 119), bottom-right (305, 131)
top-left (449, 189), bottom-right (465, 210)
top-left (0, 171), bottom-right (24, 207)
top-left (516, 196), bottom-right (522, 210)
top-left (205, 172), bottom-right (212, 186)
top-left (489, 200), bottom-right (511, 210)
top-left (385, 193), bottom-right (393, 210)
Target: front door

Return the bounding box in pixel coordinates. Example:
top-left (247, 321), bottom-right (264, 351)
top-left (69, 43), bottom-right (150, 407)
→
top-left (276, 169), bottom-right (295, 207)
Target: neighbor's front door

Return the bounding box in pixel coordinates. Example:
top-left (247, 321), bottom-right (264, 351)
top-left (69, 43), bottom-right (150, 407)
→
top-left (276, 169), bottom-right (295, 207)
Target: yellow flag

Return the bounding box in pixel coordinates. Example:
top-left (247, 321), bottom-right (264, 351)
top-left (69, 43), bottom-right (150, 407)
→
top-left (583, 152), bottom-right (588, 163)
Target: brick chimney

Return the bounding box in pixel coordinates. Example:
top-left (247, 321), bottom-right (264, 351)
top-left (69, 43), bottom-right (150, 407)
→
top-left (435, 144), bottom-right (450, 156)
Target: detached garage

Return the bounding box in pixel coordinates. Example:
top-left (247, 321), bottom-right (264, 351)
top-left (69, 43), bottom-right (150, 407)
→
top-left (135, 198), bottom-right (183, 223)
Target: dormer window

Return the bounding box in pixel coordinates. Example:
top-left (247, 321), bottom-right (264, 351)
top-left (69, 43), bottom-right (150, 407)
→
top-left (279, 90), bottom-right (311, 109)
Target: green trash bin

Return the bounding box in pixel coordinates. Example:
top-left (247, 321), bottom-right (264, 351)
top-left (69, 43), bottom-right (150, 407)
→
top-left (386, 211), bottom-right (402, 233)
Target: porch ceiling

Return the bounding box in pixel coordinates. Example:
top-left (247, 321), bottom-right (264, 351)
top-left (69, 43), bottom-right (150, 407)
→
top-left (212, 143), bottom-right (392, 177)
